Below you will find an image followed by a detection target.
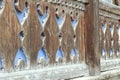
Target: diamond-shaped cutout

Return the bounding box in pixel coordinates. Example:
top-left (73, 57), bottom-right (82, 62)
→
top-left (36, 4), bottom-right (49, 29)
top-left (14, 0), bottom-right (29, 26)
top-left (71, 18), bottom-right (78, 31)
top-left (117, 48), bottom-right (120, 56)
top-left (70, 48), bottom-right (77, 57)
top-left (110, 48), bottom-right (114, 57)
top-left (70, 48), bottom-right (78, 62)
top-left (55, 8), bottom-right (65, 31)
top-left (117, 26), bottom-right (120, 40)
top-left (109, 26), bottom-right (114, 38)
top-left (14, 48), bottom-right (27, 69)
top-left (0, 0), bottom-right (5, 14)
top-left (0, 56), bottom-right (3, 70)
top-left (70, 12), bottom-right (79, 32)
top-left (102, 48), bottom-right (107, 57)
top-left (37, 47), bottom-right (48, 65)
top-left (55, 47), bottom-right (64, 62)
top-left (101, 23), bottom-right (107, 36)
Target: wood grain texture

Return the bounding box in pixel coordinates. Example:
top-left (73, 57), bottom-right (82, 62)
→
top-left (44, 2), bottom-right (59, 64)
top-left (25, 1), bottom-right (41, 68)
top-left (114, 23), bottom-right (119, 58)
top-left (62, 13), bottom-right (74, 63)
top-left (85, 0), bottom-right (100, 76)
top-left (0, 0), bottom-right (21, 71)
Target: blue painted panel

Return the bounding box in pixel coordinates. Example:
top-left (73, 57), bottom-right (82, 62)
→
top-left (0, 0), bottom-right (4, 14)
top-left (110, 48), bottom-right (114, 56)
top-left (117, 48), bottom-right (120, 56)
top-left (56, 48), bottom-right (63, 59)
top-left (109, 26), bottom-right (114, 32)
top-left (37, 47), bottom-right (48, 62)
top-left (0, 1), bottom-right (4, 9)
top-left (14, 2), bottom-right (29, 26)
top-left (38, 13), bottom-right (48, 27)
top-left (102, 48), bottom-right (107, 56)
top-left (14, 48), bottom-right (27, 67)
top-left (71, 19), bottom-right (77, 28)
top-left (101, 24), bottom-right (106, 34)
top-left (56, 16), bottom-right (63, 27)
top-left (71, 48), bottom-right (77, 56)
top-left (0, 57), bottom-right (2, 69)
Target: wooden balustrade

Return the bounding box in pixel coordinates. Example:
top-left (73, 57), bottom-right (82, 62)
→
top-left (0, 0), bottom-right (119, 78)
top-left (0, 0), bottom-right (86, 72)
top-left (99, 0), bottom-right (120, 60)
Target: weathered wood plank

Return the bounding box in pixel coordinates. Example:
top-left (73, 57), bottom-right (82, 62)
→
top-left (27, 1), bottom-right (42, 68)
top-left (85, 0), bottom-right (100, 76)
top-left (44, 2), bottom-right (59, 64)
top-left (99, 0), bottom-right (120, 16)
top-left (62, 13), bottom-right (74, 63)
top-left (0, 0), bottom-right (21, 71)
top-left (76, 11), bottom-right (85, 62)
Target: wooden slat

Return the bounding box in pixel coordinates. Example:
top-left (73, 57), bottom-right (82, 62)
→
top-left (114, 23), bottom-right (119, 58)
top-left (0, 0), bottom-right (22, 71)
top-left (99, 17), bottom-right (102, 59)
top-left (106, 20), bottom-right (111, 59)
top-left (76, 11), bottom-right (85, 62)
top-left (26, 1), bottom-right (42, 68)
top-left (62, 13), bottom-right (74, 63)
top-left (44, 2), bottom-right (59, 64)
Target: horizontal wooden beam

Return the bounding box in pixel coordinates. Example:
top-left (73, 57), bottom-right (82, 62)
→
top-left (1, 59), bottom-right (120, 79)
top-left (99, 0), bottom-right (120, 16)
top-left (0, 64), bottom-right (88, 80)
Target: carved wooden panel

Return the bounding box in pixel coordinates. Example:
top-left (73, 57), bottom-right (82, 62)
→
top-left (0, 0), bottom-right (86, 72)
top-left (99, 15), bottom-right (120, 60)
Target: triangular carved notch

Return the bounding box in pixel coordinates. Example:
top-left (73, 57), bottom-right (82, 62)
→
top-left (14, 0), bottom-right (29, 26)
top-left (55, 8), bottom-right (66, 31)
top-left (36, 3), bottom-right (49, 29)
top-left (0, 0), bottom-right (5, 14)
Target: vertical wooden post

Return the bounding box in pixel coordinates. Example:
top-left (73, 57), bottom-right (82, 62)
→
top-left (85, 0), bottom-right (100, 76)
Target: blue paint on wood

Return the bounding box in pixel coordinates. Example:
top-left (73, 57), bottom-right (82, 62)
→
top-left (37, 12), bottom-right (48, 27)
top-left (0, 0), bottom-right (4, 9)
top-left (56, 16), bottom-right (63, 27)
top-left (71, 48), bottom-right (77, 56)
top-left (14, 48), bottom-right (27, 67)
top-left (37, 47), bottom-right (48, 62)
top-left (102, 48), bottom-right (107, 56)
top-left (56, 48), bottom-right (63, 59)
top-left (0, 57), bottom-right (2, 69)
top-left (71, 19), bottom-right (77, 28)
top-left (110, 48), bottom-right (114, 56)
top-left (101, 24), bottom-right (107, 34)
top-left (36, 4), bottom-right (49, 28)
top-left (14, 1), bottom-right (29, 26)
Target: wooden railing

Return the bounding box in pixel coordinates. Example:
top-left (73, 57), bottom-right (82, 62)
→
top-left (99, 0), bottom-right (120, 72)
top-left (99, 0), bottom-right (120, 59)
top-left (0, 0), bottom-right (120, 79)
top-left (0, 0), bottom-right (86, 72)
